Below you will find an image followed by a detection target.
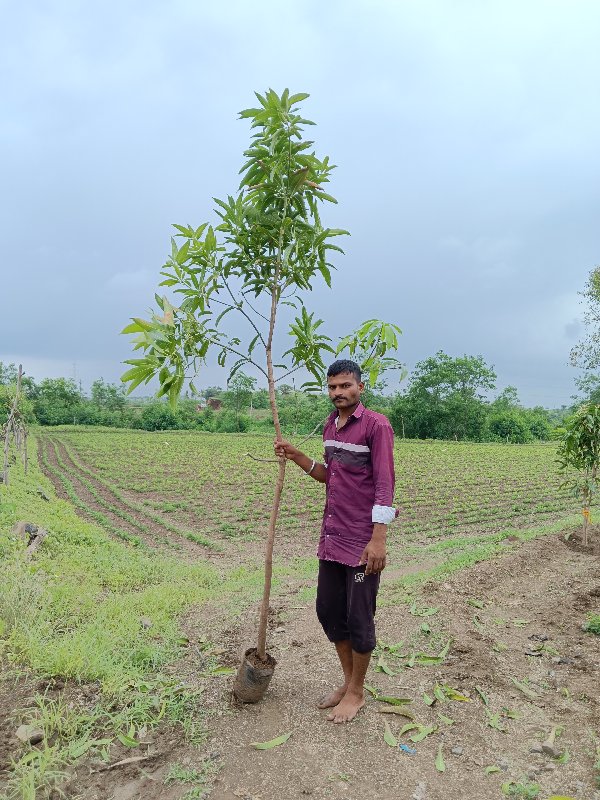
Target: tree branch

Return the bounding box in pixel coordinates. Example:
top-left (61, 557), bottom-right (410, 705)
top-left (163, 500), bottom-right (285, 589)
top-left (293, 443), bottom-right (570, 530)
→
top-left (274, 365), bottom-right (304, 383)
top-left (190, 339), bottom-right (268, 380)
top-left (241, 293), bottom-right (271, 323)
top-left (221, 278), bottom-right (267, 347)
top-left (245, 453), bottom-right (279, 463)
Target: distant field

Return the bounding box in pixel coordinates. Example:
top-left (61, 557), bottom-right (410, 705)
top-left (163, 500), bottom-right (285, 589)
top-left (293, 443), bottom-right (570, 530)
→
top-left (38, 427), bottom-right (577, 566)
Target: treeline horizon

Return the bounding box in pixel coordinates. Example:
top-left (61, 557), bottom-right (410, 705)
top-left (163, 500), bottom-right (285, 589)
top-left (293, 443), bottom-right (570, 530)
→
top-left (0, 352), bottom-right (587, 443)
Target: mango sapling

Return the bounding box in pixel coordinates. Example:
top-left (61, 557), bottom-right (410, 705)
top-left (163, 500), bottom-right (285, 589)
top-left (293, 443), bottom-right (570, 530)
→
top-left (557, 403), bottom-right (600, 546)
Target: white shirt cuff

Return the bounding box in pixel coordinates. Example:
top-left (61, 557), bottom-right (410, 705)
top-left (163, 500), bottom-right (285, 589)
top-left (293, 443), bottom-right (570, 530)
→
top-left (372, 505), bottom-right (396, 524)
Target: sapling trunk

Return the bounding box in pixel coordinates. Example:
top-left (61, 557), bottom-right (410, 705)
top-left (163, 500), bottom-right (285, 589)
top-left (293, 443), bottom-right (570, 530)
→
top-left (256, 279), bottom-right (285, 662)
top-left (583, 482), bottom-right (592, 547)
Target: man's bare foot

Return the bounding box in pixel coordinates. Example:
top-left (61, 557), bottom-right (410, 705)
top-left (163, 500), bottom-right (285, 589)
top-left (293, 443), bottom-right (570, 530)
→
top-left (326, 690), bottom-right (365, 723)
top-left (317, 686), bottom-right (347, 709)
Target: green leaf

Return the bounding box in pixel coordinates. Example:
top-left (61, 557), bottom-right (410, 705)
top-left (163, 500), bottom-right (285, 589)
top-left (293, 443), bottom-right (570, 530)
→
top-left (467, 598), bottom-right (485, 609)
top-left (288, 92), bottom-right (310, 106)
top-left (409, 725), bottom-right (437, 742)
top-left (485, 710), bottom-right (507, 732)
top-left (437, 713), bottom-right (454, 726)
top-left (510, 677), bottom-right (538, 701)
top-left (554, 749), bottom-right (570, 764)
top-left (210, 666), bottom-right (236, 676)
top-left (121, 321), bottom-right (146, 334)
top-left (433, 685), bottom-right (447, 703)
top-left (398, 723), bottom-right (419, 736)
top-left (474, 685), bottom-right (489, 706)
top-left (439, 684), bottom-right (472, 702)
top-left (375, 654), bottom-right (395, 675)
top-left (545, 796), bottom-right (576, 800)
top-left (437, 639), bottom-right (451, 659)
top-left (69, 739), bottom-right (96, 759)
top-left (409, 602), bottom-right (439, 617)
top-left (250, 732), bottom-right (292, 749)
top-left (473, 614), bottom-right (485, 633)
top-left (484, 765), bottom-right (501, 774)
top-left (318, 263), bottom-right (332, 287)
top-left (435, 743), bottom-right (446, 772)
top-left (116, 732), bottom-right (139, 748)
top-left (378, 707), bottom-right (415, 719)
top-left (383, 721), bottom-right (398, 747)
top-left (375, 696), bottom-right (412, 706)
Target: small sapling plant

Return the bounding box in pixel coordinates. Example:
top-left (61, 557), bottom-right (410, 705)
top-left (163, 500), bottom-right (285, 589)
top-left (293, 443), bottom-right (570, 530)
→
top-left (121, 89), bottom-right (402, 698)
top-left (557, 402), bottom-right (600, 546)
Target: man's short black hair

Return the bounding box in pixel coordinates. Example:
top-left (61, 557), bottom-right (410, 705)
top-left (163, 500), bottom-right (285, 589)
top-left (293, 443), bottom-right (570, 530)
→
top-left (327, 359), bottom-right (362, 382)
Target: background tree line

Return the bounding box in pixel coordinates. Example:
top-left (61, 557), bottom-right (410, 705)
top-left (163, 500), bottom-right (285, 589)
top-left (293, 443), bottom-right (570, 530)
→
top-left (0, 352), bottom-right (583, 440)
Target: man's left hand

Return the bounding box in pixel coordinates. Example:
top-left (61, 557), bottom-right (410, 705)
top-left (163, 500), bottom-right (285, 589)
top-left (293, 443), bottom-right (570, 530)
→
top-left (359, 535), bottom-right (387, 575)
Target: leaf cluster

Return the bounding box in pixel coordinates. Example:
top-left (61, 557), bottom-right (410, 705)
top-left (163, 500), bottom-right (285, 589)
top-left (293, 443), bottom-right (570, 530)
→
top-left (120, 90), bottom-right (402, 405)
top-left (556, 403), bottom-right (600, 498)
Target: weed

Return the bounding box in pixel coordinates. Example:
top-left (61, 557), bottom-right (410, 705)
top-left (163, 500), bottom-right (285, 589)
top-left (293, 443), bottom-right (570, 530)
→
top-left (501, 780), bottom-right (540, 799)
top-left (164, 757), bottom-right (219, 799)
top-left (583, 612), bottom-right (600, 635)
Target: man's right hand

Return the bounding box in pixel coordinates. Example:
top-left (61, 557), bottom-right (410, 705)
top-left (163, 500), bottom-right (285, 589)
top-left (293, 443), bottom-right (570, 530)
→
top-left (274, 439), bottom-right (302, 462)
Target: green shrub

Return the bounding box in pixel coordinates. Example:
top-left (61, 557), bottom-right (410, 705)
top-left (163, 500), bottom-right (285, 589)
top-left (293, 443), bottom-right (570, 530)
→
top-left (135, 404), bottom-right (182, 431)
top-left (583, 612), bottom-right (600, 635)
top-left (212, 410), bottom-right (250, 433)
top-left (486, 411), bottom-right (532, 444)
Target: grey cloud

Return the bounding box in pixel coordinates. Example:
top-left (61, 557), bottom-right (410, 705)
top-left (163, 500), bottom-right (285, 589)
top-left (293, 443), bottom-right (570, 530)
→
top-left (2, 0), bottom-right (599, 409)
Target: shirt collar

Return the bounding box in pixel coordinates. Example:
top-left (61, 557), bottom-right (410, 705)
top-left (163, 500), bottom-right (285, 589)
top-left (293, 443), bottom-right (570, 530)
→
top-left (352, 402), bottom-right (365, 419)
top-left (328, 401), bottom-right (365, 426)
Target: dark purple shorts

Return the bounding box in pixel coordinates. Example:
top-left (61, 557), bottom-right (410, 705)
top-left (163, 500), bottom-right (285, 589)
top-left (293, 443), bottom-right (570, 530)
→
top-left (316, 559), bottom-right (380, 654)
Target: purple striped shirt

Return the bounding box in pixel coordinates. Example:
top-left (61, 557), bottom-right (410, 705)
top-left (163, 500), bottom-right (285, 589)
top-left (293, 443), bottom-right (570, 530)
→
top-left (318, 402), bottom-right (396, 566)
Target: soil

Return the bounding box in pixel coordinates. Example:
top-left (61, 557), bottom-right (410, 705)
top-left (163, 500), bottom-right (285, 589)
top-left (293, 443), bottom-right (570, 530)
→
top-left (200, 531), bottom-right (600, 800)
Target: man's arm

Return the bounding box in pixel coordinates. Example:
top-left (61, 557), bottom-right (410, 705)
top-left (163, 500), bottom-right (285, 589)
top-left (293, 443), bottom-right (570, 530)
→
top-left (274, 440), bottom-right (327, 483)
top-left (360, 421), bottom-right (397, 574)
top-left (359, 522), bottom-right (387, 575)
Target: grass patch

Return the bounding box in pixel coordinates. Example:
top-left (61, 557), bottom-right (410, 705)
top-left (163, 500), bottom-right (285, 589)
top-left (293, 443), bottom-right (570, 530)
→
top-left (164, 758), bottom-right (219, 798)
top-left (0, 438), bottom-right (260, 798)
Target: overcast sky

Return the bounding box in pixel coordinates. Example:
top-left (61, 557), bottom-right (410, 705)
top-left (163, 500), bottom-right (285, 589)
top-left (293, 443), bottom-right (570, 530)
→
top-left (2, 0), bottom-right (599, 407)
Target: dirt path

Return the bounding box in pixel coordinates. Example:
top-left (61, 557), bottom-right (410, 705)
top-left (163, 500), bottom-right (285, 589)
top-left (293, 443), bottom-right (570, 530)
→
top-left (202, 533), bottom-right (600, 800)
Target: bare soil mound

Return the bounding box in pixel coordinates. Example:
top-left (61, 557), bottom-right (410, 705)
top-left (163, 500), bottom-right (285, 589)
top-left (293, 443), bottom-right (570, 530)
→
top-left (204, 533), bottom-right (600, 800)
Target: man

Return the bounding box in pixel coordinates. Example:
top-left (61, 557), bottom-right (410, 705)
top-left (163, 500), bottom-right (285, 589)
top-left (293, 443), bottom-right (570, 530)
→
top-left (275, 359), bottom-right (396, 724)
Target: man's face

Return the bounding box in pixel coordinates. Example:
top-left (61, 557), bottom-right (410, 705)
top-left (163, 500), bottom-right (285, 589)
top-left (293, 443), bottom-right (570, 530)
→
top-left (327, 372), bottom-right (364, 411)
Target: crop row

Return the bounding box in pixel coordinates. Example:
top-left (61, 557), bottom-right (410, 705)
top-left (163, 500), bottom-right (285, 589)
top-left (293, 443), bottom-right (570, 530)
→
top-left (49, 429), bottom-right (577, 544)
top-left (39, 434), bottom-right (225, 554)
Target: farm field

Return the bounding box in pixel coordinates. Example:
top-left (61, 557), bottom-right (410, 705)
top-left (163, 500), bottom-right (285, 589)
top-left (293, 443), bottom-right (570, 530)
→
top-left (1, 428), bottom-right (599, 800)
top-left (38, 427), bottom-right (577, 568)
